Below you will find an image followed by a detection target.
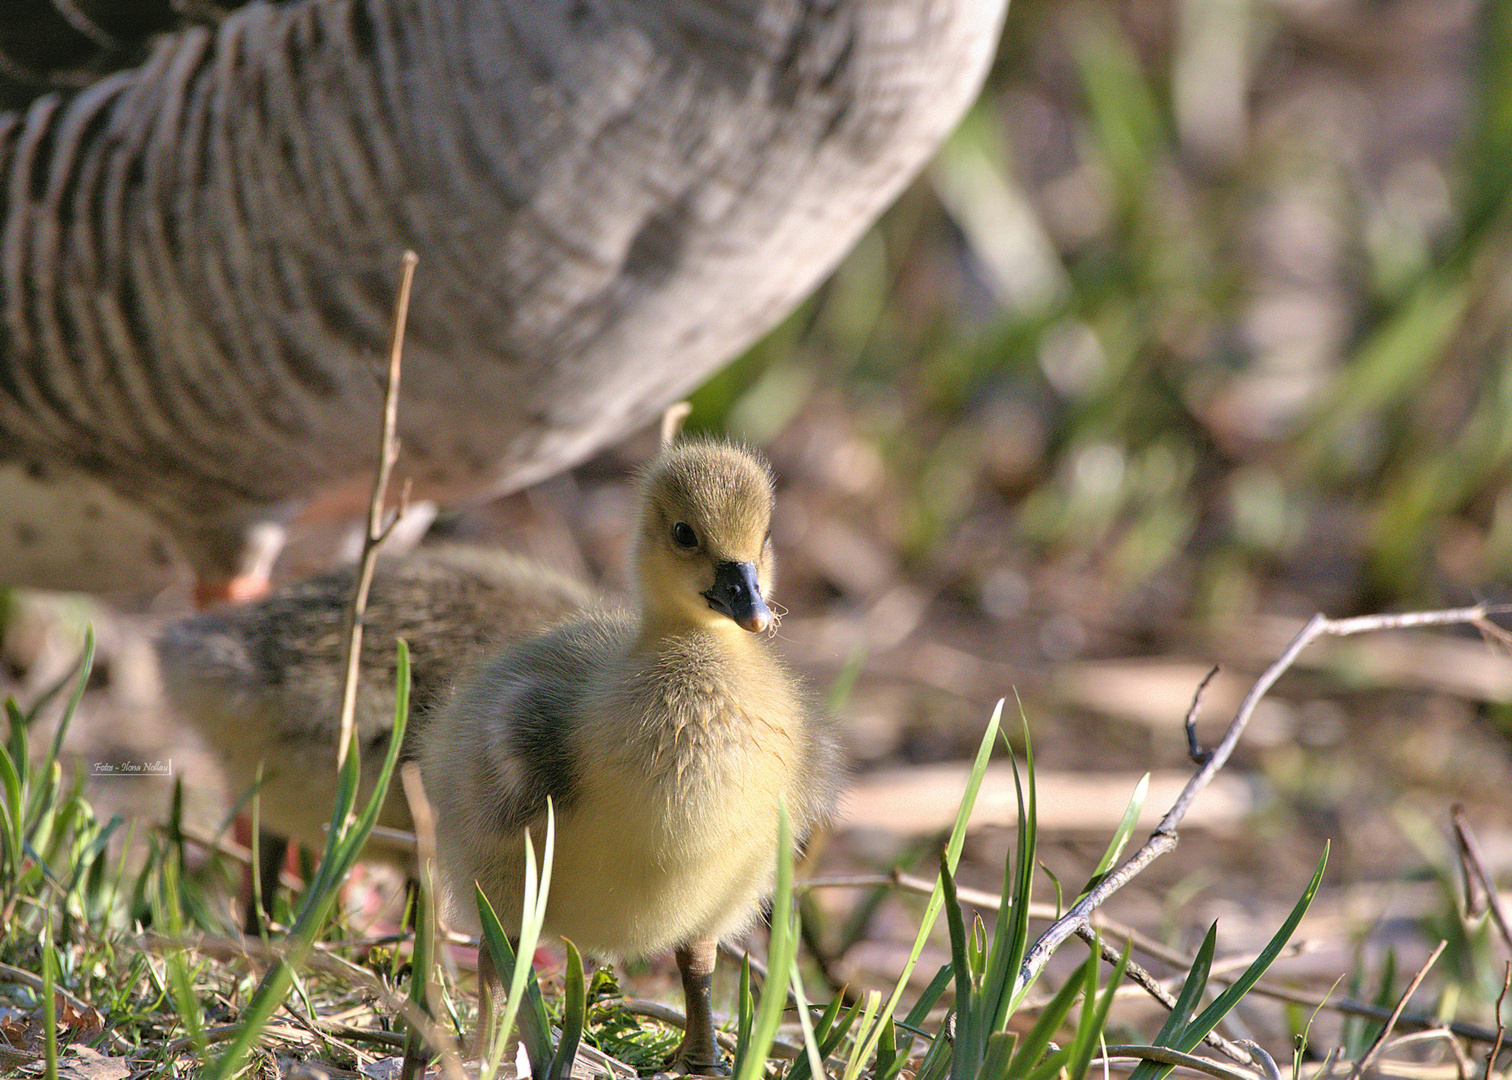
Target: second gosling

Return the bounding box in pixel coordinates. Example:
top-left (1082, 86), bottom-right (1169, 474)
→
top-left (158, 545), bottom-right (592, 926)
top-left (420, 440), bottom-right (844, 1074)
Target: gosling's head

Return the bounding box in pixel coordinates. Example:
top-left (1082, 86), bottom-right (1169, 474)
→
top-left (633, 439), bottom-right (777, 634)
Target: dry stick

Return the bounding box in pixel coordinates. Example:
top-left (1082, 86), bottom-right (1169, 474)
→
top-left (399, 763), bottom-right (468, 1080)
top-left (1238, 1041), bottom-right (1284, 1080)
top-left (1487, 964), bottom-right (1510, 1080)
top-left (1017, 605), bottom-right (1500, 998)
top-left (1452, 806), bottom-right (1512, 957)
top-left (1184, 664), bottom-right (1222, 762)
top-left (273, 1002), bottom-right (374, 1068)
top-left (1348, 938), bottom-right (1447, 1080)
top-left (336, 249), bottom-right (418, 770)
top-left (660, 401), bottom-right (692, 446)
top-left (1094, 1045), bottom-right (1262, 1080)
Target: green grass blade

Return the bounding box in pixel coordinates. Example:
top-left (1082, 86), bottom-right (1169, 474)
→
top-left (874, 1014), bottom-right (901, 1080)
top-left (734, 802), bottom-right (796, 1080)
top-left (44, 629), bottom-right (93, 767)
top-left (846, 700), bottom-right (1005, 1080)
top-left (1078, 775), bottom-right (1148, 900)
top-left (475, 897), bottom-right (547, 1070)
top-left (981, 708), bottom-right (1037, 1028)
top-left (1066, 941), bottom-right (1129, 1080)
top-left (1021, 1046), bottom-right (1072, 1080)
top-left (0, 742), bottom-right (22, 889)
top-left (942, 848), bottom-right (978, 1080)
top-left (476, 833), bottom-right (555, 1076)
top-left (789, 955), bottom-right (826, 1080)
top-left (905, 963), bottom-right (956, 1030)
top-left (206, 645), bottom-right (414, 1080)
top-left (976, 1031), bottom-right (1018, 1080)
top-left (293, 642), bottom-right (411, 932)
top-left (1165, 846), bottom-right (1330, 1062)
top-left (549, 939), bottom-right (587, 1080)
top-left (41, 920), bottom-right (58, 1080)
top-left (732, 954), bottom-right (754, 1079)
top-left (481, 798), bottom-right (556, 1080)
top-left (1132, 921), bottom-right (1217, 1078)
top-left (1006, 952), bottom-right (1088, 1080)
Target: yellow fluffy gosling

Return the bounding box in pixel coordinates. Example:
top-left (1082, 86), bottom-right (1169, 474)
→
top-left (421, 440), bottom-right (844, 1074)
top-left (157, 546), bottom-right (591, 928)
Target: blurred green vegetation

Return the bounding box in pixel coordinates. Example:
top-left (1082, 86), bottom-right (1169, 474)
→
top-left (692, 0), bottom-right (1512, 633)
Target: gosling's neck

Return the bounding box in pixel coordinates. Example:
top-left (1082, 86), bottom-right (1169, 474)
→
top-left (634, 597), bottom-right (766, 656)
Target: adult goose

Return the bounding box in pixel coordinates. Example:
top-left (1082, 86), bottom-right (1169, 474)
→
top-left (0, 0), bottom-right (1007, 600)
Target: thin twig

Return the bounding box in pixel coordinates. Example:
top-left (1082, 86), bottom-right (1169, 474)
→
top-left (1184, 664), bottom-right (1222, 763)
top-left (1095, 1045), bottom-right (1265, 1080)
top-left (1238, 1041), bottom-right (1284, 1080)
top-left (618, 1000), bottom-right (744, 1055)
top-left (277, 1001), bottom-right (376, 1067)
top-left (1349, 939), bottom-right (1447, 1080)
top-left (1452, 806), bottom-right (1512, 956)
top-left (1018, 605), bottom-right (1497, 996)
top-left (337, 250), bottom-right (418, 770)
top-left (1488, 964), bottom-right (1510, 1080)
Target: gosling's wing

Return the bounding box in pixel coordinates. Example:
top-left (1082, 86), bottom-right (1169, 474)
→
top-left (788, 683), bottom-right (847, 854)
top-left (433, 611), bottom-right (630, 835)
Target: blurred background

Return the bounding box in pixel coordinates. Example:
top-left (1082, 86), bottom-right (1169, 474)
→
top-left (5, 0), bottom-right (1512, 1049)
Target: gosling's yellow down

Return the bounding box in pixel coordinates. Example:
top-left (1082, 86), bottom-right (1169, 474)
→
top-left (157, 545), bottom-right (591, 927)
top-left (420, 440), bottom-right (844, 1073)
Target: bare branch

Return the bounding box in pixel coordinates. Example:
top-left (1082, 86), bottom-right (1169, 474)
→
top-left (1486, 963), bottom-right (1509, 1080)
top-left (1018, 605), bottom-right (1497, 997)
top-left (1184, 664), bottom-right (1221, 763)
top-left (1095, 1045), bottom-right (1265, 1080)
top-left (337, 250), bottom-right (418, 770)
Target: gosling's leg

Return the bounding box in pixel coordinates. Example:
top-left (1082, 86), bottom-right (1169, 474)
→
top-left (669, 938), bottom-right (729, 1076)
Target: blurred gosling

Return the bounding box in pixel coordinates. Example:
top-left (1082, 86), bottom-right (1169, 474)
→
top-left (157, 545), bottom-right (591, 928)
top-left (420, 440), bottom-right (844, 1073)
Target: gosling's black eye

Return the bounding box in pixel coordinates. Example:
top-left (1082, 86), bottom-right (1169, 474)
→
top-left (672, 521), bottom-right (698, 549)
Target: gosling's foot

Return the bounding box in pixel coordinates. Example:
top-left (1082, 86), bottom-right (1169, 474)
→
top-left (655, 1042), bottom-right (731, 1078)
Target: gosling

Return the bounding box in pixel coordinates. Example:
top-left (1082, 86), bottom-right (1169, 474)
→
top-left (157, 545), bottom-right (591, 928)
top-left (421, 439), bottom-right (844, 1074)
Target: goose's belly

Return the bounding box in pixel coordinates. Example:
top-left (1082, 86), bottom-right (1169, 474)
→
top-left (540, 747), bottom-right (787, 958)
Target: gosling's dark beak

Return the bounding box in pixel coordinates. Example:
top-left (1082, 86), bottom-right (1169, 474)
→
top-left (703, 561), bottom-right (771, 633)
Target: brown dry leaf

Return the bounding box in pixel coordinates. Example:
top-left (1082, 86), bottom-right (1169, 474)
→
top-left (46, 1046), bottom-right (132, 1080)
top-left (56, 996), bottom-right (105, 1038)
top-left (0, 1011), bottom-right (32, 1048)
